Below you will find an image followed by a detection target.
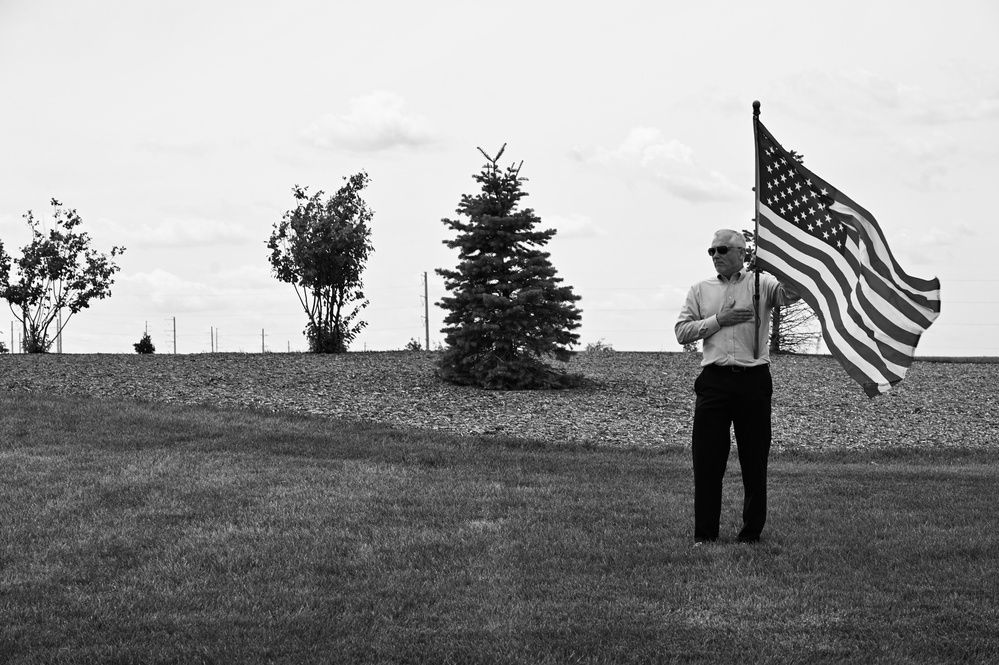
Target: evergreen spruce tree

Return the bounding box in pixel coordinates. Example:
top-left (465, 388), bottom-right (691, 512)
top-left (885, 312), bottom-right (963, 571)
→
top-left (436, 145), bottom-right (582, 389)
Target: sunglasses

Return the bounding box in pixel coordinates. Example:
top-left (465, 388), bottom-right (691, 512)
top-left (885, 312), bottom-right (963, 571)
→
top-left (707, 246), bottom-right (743, 256)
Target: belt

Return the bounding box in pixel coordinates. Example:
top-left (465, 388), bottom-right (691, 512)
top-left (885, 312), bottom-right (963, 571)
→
top-left (705, 363), bottom-right (769, 373)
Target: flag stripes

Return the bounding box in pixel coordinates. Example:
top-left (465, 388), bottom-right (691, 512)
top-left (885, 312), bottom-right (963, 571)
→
top-left (833, 200), bottom-right (940, 310)
top-left (754, 118), bottom-right (941, 396)
top-left (758, 210), bottom-right (907, 393)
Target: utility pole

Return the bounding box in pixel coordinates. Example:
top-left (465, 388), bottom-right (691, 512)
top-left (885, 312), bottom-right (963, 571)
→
top-left (210, 327), bottom-right (214, 353)
top-left (423, 271), bottom-right (430, 351)
top-left (166, 317), bottom-right (176, 354)
top-left (261, 328), bottom-right (266, 353)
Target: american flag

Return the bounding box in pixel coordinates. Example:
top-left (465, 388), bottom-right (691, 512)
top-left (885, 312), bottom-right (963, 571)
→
top-left (754, 118), bottom-right (941, 397)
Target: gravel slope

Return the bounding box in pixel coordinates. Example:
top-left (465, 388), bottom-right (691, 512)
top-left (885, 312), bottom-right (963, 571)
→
top-left (2, 351), bottom-right (996, 451)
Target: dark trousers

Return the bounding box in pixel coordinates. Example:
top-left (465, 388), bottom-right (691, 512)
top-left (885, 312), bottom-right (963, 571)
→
top-left (692, 364), bottom-right (773, 542)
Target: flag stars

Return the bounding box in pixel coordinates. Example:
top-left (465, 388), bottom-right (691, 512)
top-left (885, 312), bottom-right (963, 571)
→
top-left (757, 130), bottom-right (863, 259)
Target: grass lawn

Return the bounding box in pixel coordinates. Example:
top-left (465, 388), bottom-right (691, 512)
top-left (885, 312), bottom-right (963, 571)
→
top-left (2, 393), bottom-right (997, 664)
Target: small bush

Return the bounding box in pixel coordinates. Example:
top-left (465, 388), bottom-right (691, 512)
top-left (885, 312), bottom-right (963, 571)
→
top-left (134, 332), bottom-right (155, 354)
top-left (404, 338), bottom-right (424, 352)
top-left (305, 322), bottom-right (350, 354)
top-left (585, 339), bottom-right (615, 353)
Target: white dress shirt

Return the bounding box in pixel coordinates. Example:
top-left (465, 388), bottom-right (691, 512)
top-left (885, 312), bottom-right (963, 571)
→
top-left (675, 269), bottom-right (794, 367)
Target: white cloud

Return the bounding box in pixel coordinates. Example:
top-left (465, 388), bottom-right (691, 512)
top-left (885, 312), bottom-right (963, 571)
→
top-left (654, 170), bottom-right (744, 203)
top-left (842, 69), bottom-right (918, 110)
top-left (0, 213), bottom-right (26, 243)
top-left (780, 68), bottom-right (999, 130)
top-left (302, 91), bottom-right (440, 152)
top-left (118, 269), bottom-right (218, 311)
top-left (134, 138), bottom-right (218, 158)
top-left (902, 221), bottom-right (976, 248)
top-left (95, 216), bottom-right (258, 248)
top-left (909, 98), bottom-right (999, 125)
top-left (117, 264), bottom-right (289, 314)
top-left (782, 69), bottom-right (915, 119)
top-left (905, 164), bottom-right (955, 193)
top-left (893, 129), bottom-right (957, 160)
top-left (573, 128), bottom-right (742, 203)
top-left (891, 221), bottom-right (978, 266)
top-left (578, 127), bottom-right (694, 166)
top-left (545, 212), bottom-right (604, 240)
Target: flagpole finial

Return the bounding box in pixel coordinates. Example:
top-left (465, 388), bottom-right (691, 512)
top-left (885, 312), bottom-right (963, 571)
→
top-left (753, 100), bottom-right (761, 117)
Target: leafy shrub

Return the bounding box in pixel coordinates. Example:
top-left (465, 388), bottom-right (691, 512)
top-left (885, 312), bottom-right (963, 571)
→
top-left (134, 332), bottom-right (155, 354)
top-left (585, 339), bottom-right (615, 353)
top-left (306, 323), bottom-right (348, 354)
top-left (268, 175), bottom-right (374, 354)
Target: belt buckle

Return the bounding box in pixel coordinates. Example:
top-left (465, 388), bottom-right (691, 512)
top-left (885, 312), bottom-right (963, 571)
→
top-left (731, 365), bottom-right (745, 372)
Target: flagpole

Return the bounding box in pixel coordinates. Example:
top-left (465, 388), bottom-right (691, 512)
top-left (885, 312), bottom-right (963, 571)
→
top-left (752, 100), bottom-right (762, 359)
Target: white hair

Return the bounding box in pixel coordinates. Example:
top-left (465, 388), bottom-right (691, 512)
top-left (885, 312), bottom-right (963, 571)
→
top-left (713, 229), bottom-right (746, 248)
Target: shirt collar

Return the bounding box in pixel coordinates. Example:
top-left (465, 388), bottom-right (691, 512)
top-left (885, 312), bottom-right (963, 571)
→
top-left (717, 269), bottom-right (744, 283)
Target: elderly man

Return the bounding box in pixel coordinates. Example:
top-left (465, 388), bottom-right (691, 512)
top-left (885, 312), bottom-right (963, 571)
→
top-left (675, 229), bottom-right (798, 544)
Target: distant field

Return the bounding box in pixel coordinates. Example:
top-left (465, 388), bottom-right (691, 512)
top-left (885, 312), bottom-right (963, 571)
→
top-left (1, 351), bottom-right (996, 452)
top-left (908, 355), bottom-right (999, 364)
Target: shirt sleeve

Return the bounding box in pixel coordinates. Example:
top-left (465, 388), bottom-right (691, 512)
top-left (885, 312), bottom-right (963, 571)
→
top-left (675, 285), bottom-right (721, 345)
top-left (762, 274), bottom-right (800, 308)
top-left (778, 281), bottom-right (801, 306)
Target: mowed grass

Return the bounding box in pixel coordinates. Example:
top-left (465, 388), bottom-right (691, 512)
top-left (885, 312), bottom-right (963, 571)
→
top-left (2, 394), bottom-right (997, 664)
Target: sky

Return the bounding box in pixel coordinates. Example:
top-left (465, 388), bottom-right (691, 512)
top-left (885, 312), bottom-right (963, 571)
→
top-left (1, 0), bottom-right (997, 356)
